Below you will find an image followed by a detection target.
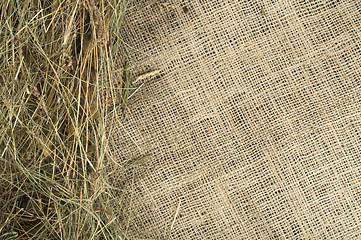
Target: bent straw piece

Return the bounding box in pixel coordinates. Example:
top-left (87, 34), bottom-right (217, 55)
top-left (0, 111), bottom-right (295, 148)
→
top-left (93, 206), bottom-right (113, 224)
top-left (133, 69), bottom-right (161, 84)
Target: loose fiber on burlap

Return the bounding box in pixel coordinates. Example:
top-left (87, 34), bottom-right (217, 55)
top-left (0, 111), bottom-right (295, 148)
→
top-left (106, 0), bottom-right (361, 239)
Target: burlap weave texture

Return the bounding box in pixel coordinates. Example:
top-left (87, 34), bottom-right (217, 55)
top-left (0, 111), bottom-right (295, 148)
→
top-left (107, 0), bottom-right (361, 239)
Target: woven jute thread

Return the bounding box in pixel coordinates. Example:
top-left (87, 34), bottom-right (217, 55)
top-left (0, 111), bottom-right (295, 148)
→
top-left (106, 0), bottom-right (361, 239)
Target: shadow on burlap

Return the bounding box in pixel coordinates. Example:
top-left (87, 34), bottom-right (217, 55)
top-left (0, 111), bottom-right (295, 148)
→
top-left (106, 0), bottom-right (361, 239)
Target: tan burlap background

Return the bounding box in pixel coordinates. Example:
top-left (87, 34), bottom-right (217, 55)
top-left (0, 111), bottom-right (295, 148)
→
top-left (106, 0), bottom-right (361, 239)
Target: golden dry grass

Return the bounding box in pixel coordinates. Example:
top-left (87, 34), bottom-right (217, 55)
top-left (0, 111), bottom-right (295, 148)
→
top-left (0, 0), bottom-right (129, 239)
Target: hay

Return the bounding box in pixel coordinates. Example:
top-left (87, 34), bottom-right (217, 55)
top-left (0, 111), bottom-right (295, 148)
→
top-left (0, 0), bottom-right (129, 239)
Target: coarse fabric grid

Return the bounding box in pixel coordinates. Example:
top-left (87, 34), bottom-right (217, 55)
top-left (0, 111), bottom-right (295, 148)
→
top-left (106, 0), bottom-right (361, 239)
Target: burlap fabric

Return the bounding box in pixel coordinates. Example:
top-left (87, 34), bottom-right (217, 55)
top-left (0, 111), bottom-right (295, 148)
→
top-left (106, 0), bottom-right (361, 239)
